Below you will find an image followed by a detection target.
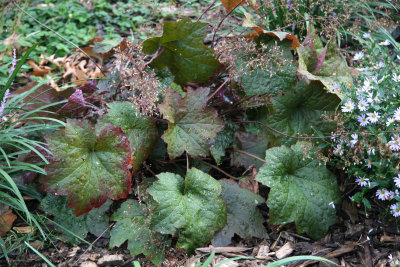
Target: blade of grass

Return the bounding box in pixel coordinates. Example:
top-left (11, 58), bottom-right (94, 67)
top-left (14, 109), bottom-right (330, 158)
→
top-left (24, 241), bottom-right (56, 267)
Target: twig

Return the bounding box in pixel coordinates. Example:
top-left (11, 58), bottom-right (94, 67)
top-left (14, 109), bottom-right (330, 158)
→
top-left (143, 47), bottom-right (164, 69)
top-left (276, 15), bottom-right (336, 31)
top-left (201, 160), bottom-right (239, 180)
top-left (211, 0), bottom-right (246, 48)
top-left (143, 162), bottom-right (157, 177)
top-left (73, 222), bottom-right (115, 265)
top-left (207, 79), bottom-right (230, 102)
top-left (12, 1), bottom-right (106, 77)
top-left (234, 149), bottom-right (266, 163)
top-left (197, 0), bottom-right (218, 21)
top-left (242, 120), bottom-right (400, 140)
top-left (186, 151), bottom-right (189, 170)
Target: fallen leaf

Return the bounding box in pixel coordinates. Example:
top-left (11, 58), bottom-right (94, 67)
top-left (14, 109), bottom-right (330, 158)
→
top-left (0, 209), bottom-right (17, 236)
top-left (275, 242), bottom-right (294, 259)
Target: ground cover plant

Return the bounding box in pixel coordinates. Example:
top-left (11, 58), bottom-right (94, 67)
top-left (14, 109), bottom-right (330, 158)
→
top-left (1, 0), bottom-right (400, 266)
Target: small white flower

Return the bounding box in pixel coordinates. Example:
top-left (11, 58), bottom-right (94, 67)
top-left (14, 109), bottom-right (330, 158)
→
top-left (333, 144), bottom-right (343, 156)
top-left (358, 99), bottom-right (368, 111)
top-left (366, 163), bottom-right (372, 168)
top-left (358, 114), bottom-right (369, 126)
top-left (362, 79), bottom-right (374, 91)
top-left (328, 201), bottom-right (335, 209)
top-left (350, 134), bottom-right (358, 147)
top-left (341, 100), bottom-right (355, 113)
top-left (389, 190), bottom-right (395, 200)
top-left (394, 107), bottom-right (400, 121)
top-left (379, 39), bottom-right (391, 46)
top-left (392, 73), bottom-right (400, 82)
top-left (367, 148), bottom-right (375, 155)
top-left (374, 61), bottom-right (385, 69)
top-left (333, 83), bottom-right (340, 91)
top-left (394, 174), bottom-right (400, 188)
top-left (356, 176), bottom-right (369, 187)
top-left (376, 188), bottom-right (390, 200)
top-left (397, 55), bottom-right (400, 60)
top-left (363, 33), bottom-right (371, 39)
top-left (353, 51), bottom-right (364, 61)
top-left (367, 111), bottom-right (380, 123)
top-left (386, 118), bottom-right (395, 127)
top-left (390, 203), bottom-right (400, 217)
top-left (389, 136), bottom-right (400, 151)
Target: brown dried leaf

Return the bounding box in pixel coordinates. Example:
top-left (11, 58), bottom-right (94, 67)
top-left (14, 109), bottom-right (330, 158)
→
top-left (0, 209), bottom-right (17, 237)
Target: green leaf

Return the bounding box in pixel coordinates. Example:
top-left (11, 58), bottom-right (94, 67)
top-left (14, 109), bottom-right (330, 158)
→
top-left (210, 121), bottom-right (238, 165)
top-left (98, 102), bottom-right (158, 172)
top-left (92, 37), bottom-right (124, 54)
top-left (240, 33), bottom-right (297, 96)
top-left (267, 80), bottom-right (340, 145)
top-left (297, 33), bottom-right (353, 98)
top-left (41, 194), bottom-right (112, 243)
top-left (255, 142), bottom-right (340, 239)
top-left (213, 180), bottom-right (267, 246)
top-left (231, 131), bottom-right (269, 169)
top-left (159, 87), bottom-right (224, 159)
top-left (142, 18), bottom-right (221, 85)
top-left (44, 119), bottom-right (132, 216)
top-left (147, 168), bottom-right (227, 254)
top-left (110, 200), bottom-right (168, 265)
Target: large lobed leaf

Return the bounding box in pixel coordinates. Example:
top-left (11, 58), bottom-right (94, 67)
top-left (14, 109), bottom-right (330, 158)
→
top-left (267, 80), bottom-right (340, 145)
top-left (98, 102), bottom-right (158, 172)
top-left (297, 30), bottom-right (352, 98)
top-left (159, 87), bottom-right (224, 159)
top-left (41, 194), bottom-right (112, 243)
top-left (142, 18), bottom-right (221, 85)
top-left (44, 119), bottom-right (132, 216)
top-left (147, 168), bottom-right (227, 254)
top-left (110, 200), bottom-right (168, 265)
top-left (240, 33), bottom-right (297, 96)
top-left (256, 142), bottom-right (340, 239)
top-left (213, 180), bottom-right (267, 246)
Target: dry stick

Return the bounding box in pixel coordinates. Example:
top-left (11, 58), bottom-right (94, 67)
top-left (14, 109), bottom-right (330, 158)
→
top-left (197, 0), bottom-right (218, 22)
top-left (143, 47), bottom-right (164, 69)
top-left (73, 222), bottom-right (115, 265)
top-left (211, 0), bottom-right (246, 48)
top-left (243, 120), bottom-right (400, 140)
top-left (12, 0), bottom-right (106, 77)
top-left (276, 15), bottom-right (336, 31)
top-left (143, 162), bottom-right (157, 177)
top-left (207, 79), bottom-right (230, 102)
top-left (201, 160), bottom-right (239, 180)
top-left (234, 149), bottom-right (266, 163)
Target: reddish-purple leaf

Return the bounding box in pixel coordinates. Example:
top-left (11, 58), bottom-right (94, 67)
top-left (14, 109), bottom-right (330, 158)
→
top-left (44, 119), bottom-right (132, 216)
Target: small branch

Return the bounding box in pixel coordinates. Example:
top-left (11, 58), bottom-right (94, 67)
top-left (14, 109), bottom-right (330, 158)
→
top-left (207, 79), bottom-right (230, 103)
top-left (242, 120), bottom-right (400, 140)
top-left (143, 162), bottom-right (157, 177)
top-left (211, 0), bottom-right (246, 48)
top-left (73, 222), bottom-right (115, 265)
top-left (143, 47), bottom-right (164, 69)
top-left (276, 15), bottom-right (336, 31)
top-left (13, 1), bottom-right (105, 77)
top-left (197, 0), bottom-right (218, 21)
top-left (234, 149), bottom-right (266, 163)
top-left (201, 160), bottom-right (239, 180)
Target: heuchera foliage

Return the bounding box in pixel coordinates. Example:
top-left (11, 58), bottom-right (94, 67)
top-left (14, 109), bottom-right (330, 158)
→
top-left (39, 7), bottom-right (354, 262)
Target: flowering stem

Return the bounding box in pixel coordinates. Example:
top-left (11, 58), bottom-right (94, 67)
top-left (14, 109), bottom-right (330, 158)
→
top-left (211, 0), bottom-right (246, 48)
